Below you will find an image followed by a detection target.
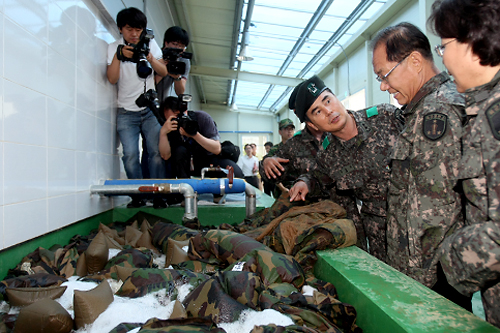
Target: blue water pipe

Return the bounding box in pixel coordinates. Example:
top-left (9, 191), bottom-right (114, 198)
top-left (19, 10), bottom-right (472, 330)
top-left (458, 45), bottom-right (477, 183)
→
top-left (90, 178), bottom-right (256, 222)
top-left (102, 178), bottom-right (246, 195)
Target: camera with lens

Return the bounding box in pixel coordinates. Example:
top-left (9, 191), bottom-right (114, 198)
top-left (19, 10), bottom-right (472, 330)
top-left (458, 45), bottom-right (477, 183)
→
top-left (135, 89), bottom-right (160, 113)
top-left (117, 28), bottom-right (155, 78)
top-left (174, 94), bottom-right (198, 135)
top-left (176, 114), bottom-right (198, 136)
top-left (162, 48), bottom-right (193, 75)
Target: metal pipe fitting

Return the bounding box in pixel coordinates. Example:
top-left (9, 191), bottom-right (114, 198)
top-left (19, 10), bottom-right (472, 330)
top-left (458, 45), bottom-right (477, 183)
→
top-left (245, 182), bottom-right (256, 217)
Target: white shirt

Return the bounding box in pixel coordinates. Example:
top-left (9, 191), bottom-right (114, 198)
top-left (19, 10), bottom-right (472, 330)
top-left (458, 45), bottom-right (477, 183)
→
top-left (107, 37), bottom-right (163, 111)
top-left (238, 155), bottom-right (259, 177)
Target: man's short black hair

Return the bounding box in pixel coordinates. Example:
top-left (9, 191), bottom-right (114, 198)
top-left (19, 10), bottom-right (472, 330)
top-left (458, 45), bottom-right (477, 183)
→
top-left (264, 141), bottom-right (273, 148)
top-left (116, 7), bottom-right (147, 30)
top-left (370, 22), bottom-right (433, 63)
top-left (163, 26), bottom-right (190, 47)
top-left (161, 96), bottom-right (179, 112)
top-left (429, 0), bottom-right (500, 66)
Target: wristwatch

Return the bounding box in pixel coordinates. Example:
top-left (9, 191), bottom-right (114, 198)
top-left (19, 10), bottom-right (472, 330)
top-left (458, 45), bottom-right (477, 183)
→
top-left (174, 76), bottom-right (182, 81)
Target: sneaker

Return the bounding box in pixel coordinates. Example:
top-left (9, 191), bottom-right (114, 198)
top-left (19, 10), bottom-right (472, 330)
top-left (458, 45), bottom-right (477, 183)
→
top-left (153, 198), bottom-right (167, 209)
top-left (127, 198), bottom-right (146, 208)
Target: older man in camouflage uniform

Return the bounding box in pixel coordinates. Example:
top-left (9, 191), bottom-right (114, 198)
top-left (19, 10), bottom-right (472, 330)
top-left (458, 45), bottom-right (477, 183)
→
top-left (371, 22), bottom-right (469, 309)
top-left (430, 0), bottom-right (500, 326)
top-left (289, 75), bottom-right (403, 261)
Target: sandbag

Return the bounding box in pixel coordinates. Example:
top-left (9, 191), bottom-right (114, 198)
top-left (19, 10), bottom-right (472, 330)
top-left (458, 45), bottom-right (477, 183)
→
top-left (14, 298), bottom-right (73, 333)
top-left (6, 285), bottom-right (67, 307)
top-left (165, 238), bottom-right (190, 267)
top-left (85, 231), bottom-right (109, 275)
top-left (74, 279), bottom-right (114, 329)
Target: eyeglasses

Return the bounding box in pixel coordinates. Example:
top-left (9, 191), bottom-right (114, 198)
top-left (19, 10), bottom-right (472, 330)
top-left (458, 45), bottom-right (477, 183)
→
top-left (435, 39), bottom-right (456, 57)
top-left (375, 54), bottom-right (410, 83)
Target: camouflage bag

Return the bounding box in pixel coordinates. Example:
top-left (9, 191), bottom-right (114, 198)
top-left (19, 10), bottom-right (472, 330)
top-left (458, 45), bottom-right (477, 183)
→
top-left (215, 271), bottom-right (263, 309)
top-left (115, 317), bottom-right (225, 333)
top-left (189, 229), bottom-right (269, 266)
top-left (81, 248), bottom-right (157, 281)
top-left (116, 268), bottom-right (208, 298)
top-left (273, 219), bottom-right (356, 274)
top-left (153, 222), bottom-right (200, 254)
top-left (7, 247), bottom-right (61, 277)
top-left (257, 279), bottom-right (360, 333)
top-left (259, 287), bottom-right (342, 332)
top-left (182, 272), bottom-right (253, 324)
top-left (250, 324), bottom-right (334, 333)
top-left (225, 249), bottom-right (305, 289)
top-left (104, 248), bottom-right (154, 271)
top-left (55, 246), bottom-right (81, 278)
top-left (173, 261), bottom-right (218, 275)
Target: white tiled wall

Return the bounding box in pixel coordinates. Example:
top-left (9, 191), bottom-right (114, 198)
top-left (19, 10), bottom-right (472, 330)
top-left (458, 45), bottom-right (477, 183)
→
top-left (0, 0), bottom-right (127, 250)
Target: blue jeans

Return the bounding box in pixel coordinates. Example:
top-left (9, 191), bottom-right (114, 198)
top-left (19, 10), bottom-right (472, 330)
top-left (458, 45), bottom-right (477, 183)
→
top-left (116, 107), bottom-right (165, 179)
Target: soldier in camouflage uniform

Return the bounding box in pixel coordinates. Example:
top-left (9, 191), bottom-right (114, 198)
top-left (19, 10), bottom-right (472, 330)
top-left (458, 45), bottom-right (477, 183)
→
top-left (260, 124), bottom-right (326, 198)
top-left (265, 118), bottom-right (296, 198)
top-left (430, 0), bottom-right (500, 326)
top-left (371, 23), bottom-right (470, 309)
top-left (289, 75), bottom-right (403, 261)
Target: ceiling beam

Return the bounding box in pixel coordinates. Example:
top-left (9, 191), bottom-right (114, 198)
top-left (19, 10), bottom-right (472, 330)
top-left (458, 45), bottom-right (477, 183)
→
top-left (190, 66), bottom-right (303, 87)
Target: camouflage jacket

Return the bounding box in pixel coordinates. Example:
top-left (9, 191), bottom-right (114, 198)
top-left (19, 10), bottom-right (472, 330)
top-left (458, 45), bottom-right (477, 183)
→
top-left (459, 70), bottom-right (500, 223)
top-left (260, 127), bottom-right (326, 191)
top-left (300, 104), bottom-right (402, 217)
top-left (266, 141), bottom-right (283, 158)
top-left (386, 72), bottom-right (466, 287)
top-left (435, 70), bottom-right (500, 299)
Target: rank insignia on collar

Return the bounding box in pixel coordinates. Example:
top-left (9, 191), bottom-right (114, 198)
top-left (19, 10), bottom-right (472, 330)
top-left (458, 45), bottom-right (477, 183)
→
top-left (486, 101), bottom-right (500, 140)
top-left (322, 135), bottom-right (331, 149)
top-left (423, 112), bottom-right (447, 140)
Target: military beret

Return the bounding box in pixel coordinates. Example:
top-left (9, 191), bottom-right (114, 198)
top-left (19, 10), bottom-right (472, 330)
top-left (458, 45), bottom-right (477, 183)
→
top-left (288, 84), bottom-right (300, 110)
top-left (294, 75), bottom-right (328, 122)
top-left (278, 118), bottom-right (295, 129)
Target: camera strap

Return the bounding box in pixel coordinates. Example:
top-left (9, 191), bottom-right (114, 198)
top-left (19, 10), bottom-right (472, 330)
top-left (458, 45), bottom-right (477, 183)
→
top-left (143, 80), bottom-right (147, 94)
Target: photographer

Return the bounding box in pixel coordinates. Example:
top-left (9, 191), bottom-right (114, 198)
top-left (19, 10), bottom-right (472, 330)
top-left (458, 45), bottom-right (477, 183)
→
top-left (156, 26), bottom-right (191, 103)
top-left (159, 96), bottom-right (243, 182)
top-left (141, 26), bottom-right (191, 179)
top-left (107, 7), bottom-right (167, 207)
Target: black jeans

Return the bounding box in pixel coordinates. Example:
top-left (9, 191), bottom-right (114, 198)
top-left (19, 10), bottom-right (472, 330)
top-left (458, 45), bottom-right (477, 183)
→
top-left (172, 145), bottom-right (244, 179)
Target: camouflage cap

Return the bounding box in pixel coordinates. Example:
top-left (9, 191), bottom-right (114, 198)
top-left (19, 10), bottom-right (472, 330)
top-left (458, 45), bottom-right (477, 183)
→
top-left (278, 118), bottom-right (295, 129)
top-left (294, 75), bottom-right (328, 122)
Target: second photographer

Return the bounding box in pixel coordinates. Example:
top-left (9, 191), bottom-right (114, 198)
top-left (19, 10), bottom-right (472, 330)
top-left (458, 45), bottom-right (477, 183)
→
top-left (156, 26), bottom-right (191, 103)
top-left (159, 96), bottom-right (243, 182)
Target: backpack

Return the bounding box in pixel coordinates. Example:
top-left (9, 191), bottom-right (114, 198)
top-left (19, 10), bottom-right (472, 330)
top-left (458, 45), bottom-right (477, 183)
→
top-left (219, 141), bottom-right (240, 163)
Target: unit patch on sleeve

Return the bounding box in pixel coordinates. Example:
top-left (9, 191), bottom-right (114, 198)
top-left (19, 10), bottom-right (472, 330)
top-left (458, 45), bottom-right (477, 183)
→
top-left (423, 112), bottom-right (448, 140)
top-left (486, 100), bottom-right (500, 140)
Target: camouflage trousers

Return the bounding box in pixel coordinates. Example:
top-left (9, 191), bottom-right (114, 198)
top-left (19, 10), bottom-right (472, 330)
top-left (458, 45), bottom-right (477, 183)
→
top-left (482, 283), bottom-right (500, 328)
top-left (361, 213), bottom-right (387, 263)
top-left (436, 221), bottom-right (500, 328)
